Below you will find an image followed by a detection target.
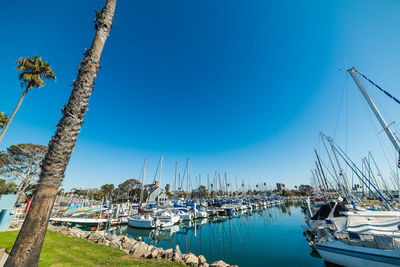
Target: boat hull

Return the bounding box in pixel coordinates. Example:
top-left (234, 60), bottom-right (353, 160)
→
top-left (316, 242), bottom-right (400, 267)
top-left (128, 218), bottom-right (157, 229)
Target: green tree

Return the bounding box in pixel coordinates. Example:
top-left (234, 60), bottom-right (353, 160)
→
top-left (0, 179), bottom-right (18, 194)
top-left (0, 56), bottom-right (56, 144)
top-left (5, 1), bottom-right (117, 266)
top-left (165, 184), bottom-right (170, 193)
top-left (93, 190), bottom-right (104, 201)
top-left (23, 184), bottom-right (37, 200)
top-left (0, 144), bottom-right (47, 203)
top-left (115, 179), bottom-right (141, 200)
top-left (198, 185), bottom-right (207, 198)
top-left (299, 184), bottom-right (313, 195)
top-left (0, 112), bottom-right (9, 130)
top-left (100, 184), bottom-right (114, 199)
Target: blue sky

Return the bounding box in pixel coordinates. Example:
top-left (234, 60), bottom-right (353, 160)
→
top-left (1, 0), bottom-right (400, 190)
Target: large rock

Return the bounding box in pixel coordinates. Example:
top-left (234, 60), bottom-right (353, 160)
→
top-left (104, 233), bottom-right (114, 241)
top-left (59, 228), bottom-right (69, 235)
top-left (210, 261), bottom-right (229, 267)
top-left (198, 255), bottom-right (206, 265)
top-left (200, 263), bottom-right (209, 267)
top-left (122, 240), bottom-right (132, 249)
top-left (172, 252), bottom-right (185, 264)
top-left (132, 246), bottom-right (148, 258)
top-left (146, 245), bottom-right (155, 252)
top-left (130, 241), bottom-right (149, 257)
top-left (119, 235), bottom-right (128, 242)
top-left (142, 250), bottom-right (151, 258)
top-left (130, 241), bottom-right (144, 252)
top-left (174, 244), bottom-right (182, 255)
top-left (87, 231), bottom-right (103, 242)
top-left (110, 239), bottom-right (122, 249)
top-left (96, 236), bottom-right (107, 244)
top-left (184, 253), bottom-right (198, 266)
top-left (146, 249), bottom-right (159, 259)
top-left (162, 248), bottom-right (173, 259)
top-left (80, 231), bottom-right (91, 239)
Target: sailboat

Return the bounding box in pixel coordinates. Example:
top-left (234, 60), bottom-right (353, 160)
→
top-left (128, 159), bottom-right (161, 229)
top-left (128, 213), bottom-right (160, 229)
top-left (313, 67), bottom-right (400, 267)
top-left (154, 210), bottom-right (180, 228)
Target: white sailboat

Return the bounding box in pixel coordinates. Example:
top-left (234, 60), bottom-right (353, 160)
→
top-left (127, 159), bottom-right (160, 229)
top-left (128, 214), bottom-right (159, 229)
top-left (312, 67), bottom-right (400, 266)
top-left (154, 210), bottom-right (180, 228)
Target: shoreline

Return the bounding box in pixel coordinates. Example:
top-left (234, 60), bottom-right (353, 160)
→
top-left (47, 224), bottom-right (236, 267)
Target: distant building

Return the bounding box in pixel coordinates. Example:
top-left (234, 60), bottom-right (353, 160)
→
top-left (276, 183), bottom-right (286, 191)
top-left (145, 180), bottom-right (169, 204)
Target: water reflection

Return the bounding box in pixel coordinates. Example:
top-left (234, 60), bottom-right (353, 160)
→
top-left (109, 204), bottom-right (325, 267)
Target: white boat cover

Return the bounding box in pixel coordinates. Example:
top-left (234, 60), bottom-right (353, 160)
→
top-left (343, 216), bottom-right (400, 236)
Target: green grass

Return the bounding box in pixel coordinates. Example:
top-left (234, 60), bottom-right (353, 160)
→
top-left (0, 230), bottom-right (184, 267)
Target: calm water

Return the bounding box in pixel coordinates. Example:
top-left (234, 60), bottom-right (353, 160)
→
top-left (109, 202), bottom-right (325, 267)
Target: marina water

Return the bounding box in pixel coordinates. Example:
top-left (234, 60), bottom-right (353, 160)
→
top-left (109, 201), bottom-right (326, 267)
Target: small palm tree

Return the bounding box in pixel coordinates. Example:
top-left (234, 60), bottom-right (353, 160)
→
top-left (0, 56), bottom-right (56, 143)
top-left (0, 112), bottom-right (9, 130)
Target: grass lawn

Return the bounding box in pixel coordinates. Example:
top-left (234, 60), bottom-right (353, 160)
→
top-left (0, 230), bottom-right (184, 267)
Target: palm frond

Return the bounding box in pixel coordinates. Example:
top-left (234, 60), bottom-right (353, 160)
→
top-left (15, 56), bottom-right (56, 90)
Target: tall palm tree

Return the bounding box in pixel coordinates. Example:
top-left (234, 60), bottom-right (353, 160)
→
top-left (0, 56), bottom-right (56, 144)
top-left (5, 0), bottom-right (117, 266)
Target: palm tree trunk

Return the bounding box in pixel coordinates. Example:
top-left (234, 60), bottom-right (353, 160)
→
top-left (5, 1), bottom-right (117, 266)
top-left (0, 89), bottom-right (28, 144)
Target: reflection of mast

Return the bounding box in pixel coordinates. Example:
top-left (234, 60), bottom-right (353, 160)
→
top-left (228, 217), bottom-right (233, 256)
top-left (199, 220), bottom-right (202, 253)
top-left (208, 222), bottom-right (213, 258)
top-left (194, 219), bottom-right (197, 237)
top-left (222, 220), bottom-right (226, 257)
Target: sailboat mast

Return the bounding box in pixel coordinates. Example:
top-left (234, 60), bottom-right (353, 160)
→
top-left (186, 158), bottom-right (190, 199)
top-left (320, 132), bottom-right (342, 192)
top-left (207, 174), bottom-right (210, 193)
top-left (140, 159), bottom-right (146, 206)
top-left (235, 175), bottom-right (238, 194)
top-left (174, 161), bottom-right (177, 192)
top-left (348, 67), bottom-right (400, 152)
top-left (348, 67), bottom-right (400, 201)
top-left (327, 136), bottom-right (353, 202)
top-left (315, 149), bottom-right (329, 190)
top-left (159, 153), bottom-right (163, 185)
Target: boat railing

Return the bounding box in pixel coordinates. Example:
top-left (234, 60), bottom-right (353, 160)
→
top-left (333, 230), bottom-right (400, 250)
